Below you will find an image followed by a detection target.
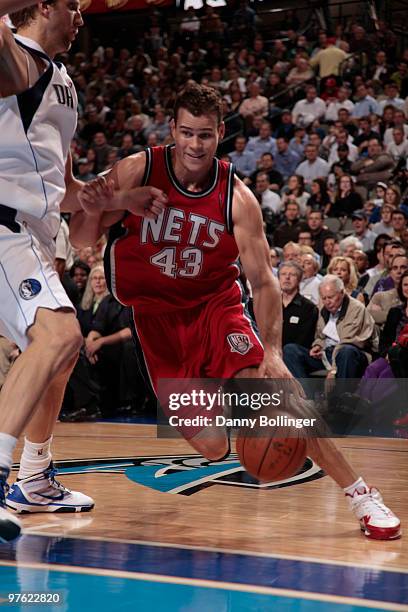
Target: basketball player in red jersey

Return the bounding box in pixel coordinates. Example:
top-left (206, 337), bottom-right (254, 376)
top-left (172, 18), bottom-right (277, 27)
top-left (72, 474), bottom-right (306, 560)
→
top-left (69, 84), bottom-right (401, 540)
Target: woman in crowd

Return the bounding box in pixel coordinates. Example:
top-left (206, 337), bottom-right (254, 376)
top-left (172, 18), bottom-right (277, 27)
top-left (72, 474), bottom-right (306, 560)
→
top-left (281, 174), bottom-right (310, 216)
top-left (320, 236), bottom-right (340, 273)
top-left (328, 174), bottom-right (363, 217)
top-left (307, 178), bottom-right (331, 214)
top-left (328, 256), bottom-right (366, 303)
top-left (77, 265), bottom-right (110, 337)
top-left (384, 184), bottom-right (401, 209)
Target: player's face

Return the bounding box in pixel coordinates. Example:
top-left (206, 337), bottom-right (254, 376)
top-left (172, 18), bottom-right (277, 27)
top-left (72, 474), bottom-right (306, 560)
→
top-left (49, 0), bottom-right (83, 54)
top-left (171, 109), bottom-right (224, 175)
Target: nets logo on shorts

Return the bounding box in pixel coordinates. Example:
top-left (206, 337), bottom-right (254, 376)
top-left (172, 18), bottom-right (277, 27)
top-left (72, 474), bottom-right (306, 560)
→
top-left (19, 279), bottom-right (42, 300)
top-left (227, 333), bottom-right (253, 355)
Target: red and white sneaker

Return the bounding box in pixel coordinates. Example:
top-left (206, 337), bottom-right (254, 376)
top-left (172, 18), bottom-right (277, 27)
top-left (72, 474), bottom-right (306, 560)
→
top-left (347, 486), bottom-right (401, 540)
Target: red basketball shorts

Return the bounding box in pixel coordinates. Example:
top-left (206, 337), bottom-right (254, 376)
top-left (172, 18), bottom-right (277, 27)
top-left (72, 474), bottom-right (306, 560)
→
top-left (131, 285), bottom-right (264, 438)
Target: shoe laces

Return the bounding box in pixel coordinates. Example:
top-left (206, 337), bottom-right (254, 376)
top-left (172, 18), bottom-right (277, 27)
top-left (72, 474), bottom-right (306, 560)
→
top-left (44, 466), bottom-right (69, 494)
top-left (350, 487), bottom-right (393, 518)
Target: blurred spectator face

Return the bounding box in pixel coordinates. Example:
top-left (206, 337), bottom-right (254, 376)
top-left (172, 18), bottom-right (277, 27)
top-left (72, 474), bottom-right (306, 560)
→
top-left (259, 122), bottom-right (271, 139)
top-left (297, 35), bottom-right (307, 48)
top-left (385, 243), bottom-right (405, 268)
top-left (394, 110), bottom-right (406, 126)
top-left (255, 173), bottom-right (269, 193)
top-left (367, 139), bottom-right (381, 157)
top-left (339, 175), bottom-right (352, 193)
top-left (333, 259), bottom-right (350, 284)
top-left (285, 202), bottom-right (300, 221)
top-left (338, 108), bottom-right (350, 124)
top-left (307, 211), bottom-right (323, 231)
top-left (336, 130), bottom-right (348, 146)
top-left (122, 134), bottom-right (134, 149)
top-left (352, 250), bottom-right (368, 273)
top-left (249, 82), bottom-right (260, 97)
top-left (281, 111), bottom-right (292, 124)
top-left (78, 161), bottom-right (92, 176)
top-left (235, 136), bottom-right (246, 152)
top-left (400, 274), bottom-right (408, 300)
top-left (91, 270), bottom-right (107, 296)
top-left (288, 175), bottom-right (300, 191)
top-left (352, 216), bottom-right (368, 234)
top-left (392, 212), bottom-right (407, 232)
top-left (306, 87), bottom-right (317, 103)
top-left (72, 265), bottom-right (89, 290)
top-left (338, 87), bottom-right (349, 102)
top-left (268, 73), bottom-right (281, 87)
top-left (305, 145), bottom-right (318, 162)
top-left (385, 187), bottom-right (399, 207)
top-left (309, 133), bottom-right (321, 148)
top-left (94, 132), bottom-right (107, 147)
top-left (283, 243), bottom-right (302, 262)
top-left (376, 50), bottom-right (386, 65)
top-left (392, 128), bottom-right (404, 145)
top-left (401, 229), bottom-right (408, 249)
top-left (381, 205), bottom-right (393, 223)
top-left (311, 180), bottom-right (321, 195)
top-left (298, 231), bottom-right (312, 246)
top-left (276, 138), bottom-right (288, 153)
top-left (356, 84), bottom-right (367, 99)
top-left (337, 145), bottom-right (349, 161)
top-left (270, 248), bottom-right (280, 268)
top-left (279, 265), bottom-right (301, 293)
top-left (147, 132), bottom-right (158, 147)
top-left (383, 106), bottom-right (395, 124)
top-left (260, 153), bottom-right (274, 170)
top-left (318, 32), bottom-right (327, 48)
top-left (323, 237), bottom-right (335, 256)
top-left (301, 253), bottom-right (317, 277)
top-left (320, 282), bottom-right (344, 313)
top-left (390, 256), bottom-right (408, 284)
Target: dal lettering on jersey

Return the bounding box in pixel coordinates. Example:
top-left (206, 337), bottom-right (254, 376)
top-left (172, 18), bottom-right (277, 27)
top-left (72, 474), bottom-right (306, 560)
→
top-left (53, 84), bottom-right (74, 109)
top-left (178, 0), bottom-right (227, 9)
top-left (141, 208), bottom-right (225, 248)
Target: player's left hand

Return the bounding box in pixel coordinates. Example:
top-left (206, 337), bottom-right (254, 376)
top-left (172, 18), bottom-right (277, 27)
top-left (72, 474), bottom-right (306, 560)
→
top-left (79, 176), bottom-right (115, 215)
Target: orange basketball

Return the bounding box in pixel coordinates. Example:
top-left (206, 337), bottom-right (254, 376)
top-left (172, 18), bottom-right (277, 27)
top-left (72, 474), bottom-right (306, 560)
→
top-left (236, 415), bottom-right (307, 483)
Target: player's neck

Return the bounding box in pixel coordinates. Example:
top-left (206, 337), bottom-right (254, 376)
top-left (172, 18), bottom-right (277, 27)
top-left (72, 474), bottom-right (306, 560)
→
top-left (172, 151), bottom-right (214, 193)
top-left (18, 25), bottom-right (58, 59)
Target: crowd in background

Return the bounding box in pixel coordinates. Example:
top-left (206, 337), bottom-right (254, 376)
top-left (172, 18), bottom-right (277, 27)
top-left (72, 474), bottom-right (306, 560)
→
top-left (1, 2), bottom-right (408, 432)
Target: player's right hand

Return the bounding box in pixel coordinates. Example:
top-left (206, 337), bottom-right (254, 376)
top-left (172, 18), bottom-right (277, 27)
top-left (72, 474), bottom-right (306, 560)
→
top-left (125, 186), bottom-right (168, 219)
top-left (78, 176), bottom-right (115, 216)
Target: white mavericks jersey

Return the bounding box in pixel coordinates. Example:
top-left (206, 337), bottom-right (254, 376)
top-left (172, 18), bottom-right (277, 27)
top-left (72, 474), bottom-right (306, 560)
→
top-left (0, 35), bottom-right (78, 243)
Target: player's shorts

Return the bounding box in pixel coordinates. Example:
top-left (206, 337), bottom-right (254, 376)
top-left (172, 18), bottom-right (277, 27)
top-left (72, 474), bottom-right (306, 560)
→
top-left (0, 224), bottom-right (74, 351)
top-left (131, 283), bottom-right (264, 438)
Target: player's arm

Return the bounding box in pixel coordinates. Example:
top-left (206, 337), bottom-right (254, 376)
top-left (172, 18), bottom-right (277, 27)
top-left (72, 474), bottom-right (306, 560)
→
top-left (232, 178), bottom-right (291, 378)
top-left (0, 19), bottom-right (31, 96)
top-left (69, 151), bottom-right (167, 248)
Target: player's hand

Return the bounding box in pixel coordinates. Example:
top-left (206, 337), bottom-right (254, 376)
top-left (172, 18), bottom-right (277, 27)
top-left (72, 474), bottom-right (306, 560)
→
top-left (78, 176), bottom-right (115, 215)
top-left (123, 186), bottom-right (168, 219)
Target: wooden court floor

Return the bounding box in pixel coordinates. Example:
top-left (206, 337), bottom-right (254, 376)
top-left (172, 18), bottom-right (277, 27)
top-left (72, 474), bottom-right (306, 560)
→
top-left (0, 422), bottom-right (407, 611)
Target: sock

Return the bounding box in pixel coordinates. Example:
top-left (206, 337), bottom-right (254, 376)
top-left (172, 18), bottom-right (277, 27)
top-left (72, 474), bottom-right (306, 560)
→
top-left (18, 437), bottom-right (53, 480)
top-left (0, 432), bottom-right (18, 475)
top-left (343, 476), bottom-right (368, 497)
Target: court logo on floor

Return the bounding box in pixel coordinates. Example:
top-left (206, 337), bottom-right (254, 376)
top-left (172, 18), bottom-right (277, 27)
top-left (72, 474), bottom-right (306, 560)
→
top-left (52, 454), bottom-right (324, 495)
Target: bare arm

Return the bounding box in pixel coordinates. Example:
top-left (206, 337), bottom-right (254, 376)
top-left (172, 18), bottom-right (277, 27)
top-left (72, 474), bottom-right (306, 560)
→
top-left (69, 152), bottom-right (155, 248)
top-left (233, 178), bottom-right (292, 378)
top-left (0, 21), bottom-right (30, 96)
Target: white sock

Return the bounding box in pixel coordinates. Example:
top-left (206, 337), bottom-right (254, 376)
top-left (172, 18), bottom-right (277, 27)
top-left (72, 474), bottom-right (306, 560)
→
top-left (18, 437), bottom-right (53, 480)
top-left (0, 432), bottom-right (18, 473)
top-left (343, 476), bottom-right (368, 496)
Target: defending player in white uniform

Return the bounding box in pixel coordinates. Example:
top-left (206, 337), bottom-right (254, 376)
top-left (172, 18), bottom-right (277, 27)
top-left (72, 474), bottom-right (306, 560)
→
top-left (0, 1), bottom-right (94, 543)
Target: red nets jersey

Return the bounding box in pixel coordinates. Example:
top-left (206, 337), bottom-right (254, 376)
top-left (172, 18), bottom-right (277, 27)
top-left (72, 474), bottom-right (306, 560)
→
top-left (106, 145), bottom-right (240, 314)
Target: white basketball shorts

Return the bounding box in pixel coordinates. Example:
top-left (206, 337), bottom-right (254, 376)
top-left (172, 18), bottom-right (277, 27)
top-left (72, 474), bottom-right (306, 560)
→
top-left (0, 224), bottom-right (74, 351)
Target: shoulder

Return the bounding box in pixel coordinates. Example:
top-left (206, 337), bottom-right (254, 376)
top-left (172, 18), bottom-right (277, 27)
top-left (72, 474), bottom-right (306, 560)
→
top-left (232, 176), bottom-right (262, 223)
top-left (111, 150), bottom-right (149, 189)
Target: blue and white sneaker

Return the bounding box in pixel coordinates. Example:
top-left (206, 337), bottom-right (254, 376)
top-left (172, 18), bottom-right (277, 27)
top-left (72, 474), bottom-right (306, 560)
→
top-left (6, 463), bottom-right (94, 514)
top-left (0, 468), bottom-right (21, 542)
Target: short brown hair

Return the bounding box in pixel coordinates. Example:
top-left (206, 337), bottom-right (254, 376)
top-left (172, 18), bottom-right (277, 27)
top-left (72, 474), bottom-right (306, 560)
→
top-left (173, 82), bottom-right (223, 125)
top-left (9, 1), bottom-right (56, 30)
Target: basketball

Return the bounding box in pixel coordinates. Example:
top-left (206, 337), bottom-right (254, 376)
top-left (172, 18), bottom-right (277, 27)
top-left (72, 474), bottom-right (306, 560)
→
top-left (236, 413), bottom-right (307, 483)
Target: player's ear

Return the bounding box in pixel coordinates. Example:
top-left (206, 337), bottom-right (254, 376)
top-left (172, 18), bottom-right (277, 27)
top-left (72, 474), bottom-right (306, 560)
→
top-left (170, 118), bottom-right (176, 140)
top-left (218, 121), bottom-right (225, 140)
